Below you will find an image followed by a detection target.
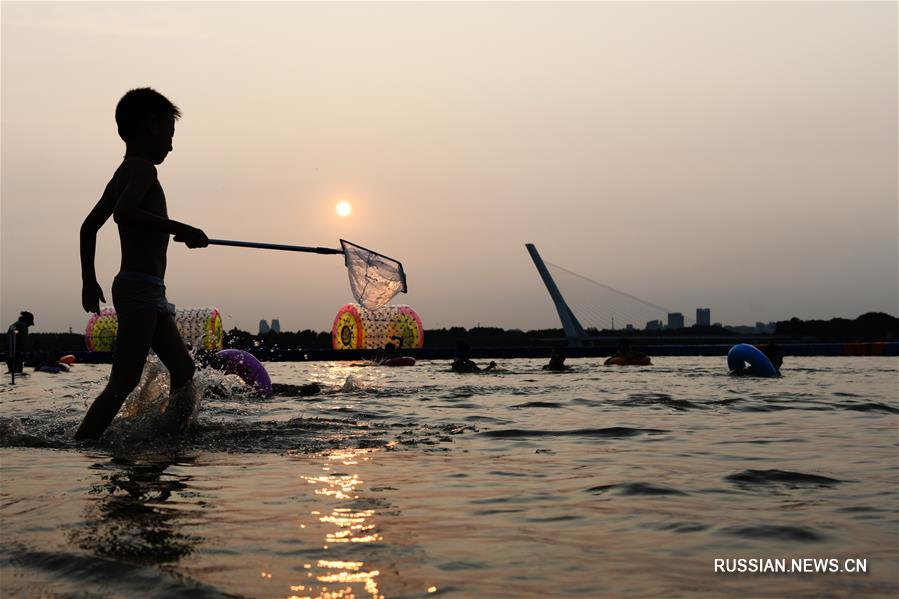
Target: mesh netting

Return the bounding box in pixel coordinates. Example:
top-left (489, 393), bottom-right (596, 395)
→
top-left (341, 239), bottom-right (407, 310)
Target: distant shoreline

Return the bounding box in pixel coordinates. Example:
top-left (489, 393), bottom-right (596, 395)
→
top-left (5, 341), bottom-right (896, 364)
top-left (7, 312), bottom-right (897, 361)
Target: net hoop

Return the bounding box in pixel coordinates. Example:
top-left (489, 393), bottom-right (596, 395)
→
top-left (340, 239), bottom-right (407, 310)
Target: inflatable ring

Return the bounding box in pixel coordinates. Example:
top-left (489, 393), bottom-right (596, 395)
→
top-left (727, 344), bottom-right (778, 377)
top-left (58, 354), bottom-right (76, 365)
top-left (381, 356), bottom-right (416, 367)
top-left (214, 349), bottom-right (273, 398)
top-left (605, 356), bottom-right (652, 366)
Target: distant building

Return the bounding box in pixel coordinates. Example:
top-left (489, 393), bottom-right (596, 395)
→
top-left (625, 324), bottom-right (634, 331)
top-left (259, 319), bottom-right (270, 334)
top-left (271, 319), bottom-right (281, 334)
top-left (667, 312), bottom-right (685, 330)
top-left (696, 308), bottom-right (711, 327)
top-left (645, 319), bottom-right (662, 332)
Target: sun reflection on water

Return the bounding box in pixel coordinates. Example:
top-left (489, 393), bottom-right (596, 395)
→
top-left (290, 447), bottom-right (385, 599)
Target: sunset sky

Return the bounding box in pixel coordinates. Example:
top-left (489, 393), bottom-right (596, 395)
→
top-left (2, 1), bottom-right (896, 333)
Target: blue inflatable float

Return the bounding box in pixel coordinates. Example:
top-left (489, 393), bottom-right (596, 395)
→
top-left (727, 344), bottom-right (779, 377)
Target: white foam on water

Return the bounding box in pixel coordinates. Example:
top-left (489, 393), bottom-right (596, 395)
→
top-left (340, 374), bottom-right (366, 392)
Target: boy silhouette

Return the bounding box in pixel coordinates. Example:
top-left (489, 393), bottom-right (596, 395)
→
top-left (74, 88), bottom-right (208, 440)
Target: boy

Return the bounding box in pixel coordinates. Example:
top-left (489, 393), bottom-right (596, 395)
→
top-left (74, 88), bottom-right (208, 440)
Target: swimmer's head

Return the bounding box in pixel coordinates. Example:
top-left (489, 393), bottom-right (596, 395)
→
top-left (763, 343), bottom-right (784, 369)
top-left (116, 88), bottom-right (181, 164)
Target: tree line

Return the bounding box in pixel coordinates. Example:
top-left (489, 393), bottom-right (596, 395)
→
top-left (20, 312), bottom-right (896, 353)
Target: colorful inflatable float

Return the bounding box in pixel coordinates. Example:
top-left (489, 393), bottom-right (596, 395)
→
top-left (332, 303), bottom-right (422, 365)
top-left (332, 303), bottom-right (423, 351)
top-left (605, 355), bottom-right (652, 366)
top-left (85, 307), bottom-right (224, 351)
top-left (214, 349), bottom-right (273, 398)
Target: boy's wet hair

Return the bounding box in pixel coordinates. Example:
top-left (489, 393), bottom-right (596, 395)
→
top-left (115, 87), bottom-right (181, 141)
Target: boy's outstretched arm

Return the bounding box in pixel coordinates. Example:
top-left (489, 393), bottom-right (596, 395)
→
top-left (80, 189), bottom-right (115, 313)
top-left (114, 160), bottom-right (208, 247)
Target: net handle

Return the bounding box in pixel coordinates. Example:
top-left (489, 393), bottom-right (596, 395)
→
top-left (208, 239), bottom-right (343, 255)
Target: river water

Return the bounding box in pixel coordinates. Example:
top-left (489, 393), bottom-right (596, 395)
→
top-left (1, 356), bottom-right (897, 598)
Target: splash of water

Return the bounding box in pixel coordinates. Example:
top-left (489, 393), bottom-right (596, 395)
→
top-left (106, 358), bottom-right (205, 445)
top-left (340, 374), bottom-right (366, 393)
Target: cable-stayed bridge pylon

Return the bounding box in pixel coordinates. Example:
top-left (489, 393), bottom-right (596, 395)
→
top-left (527, 244), bottom-right (692, 343)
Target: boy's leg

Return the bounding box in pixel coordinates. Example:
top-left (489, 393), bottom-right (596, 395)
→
top-left (151, 313), bottom-right (195, 389)
top-left (73, 311), bottom-right (157, 440)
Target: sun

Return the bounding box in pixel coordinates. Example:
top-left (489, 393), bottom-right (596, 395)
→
top-left (336, 201), bottom-right (352, 218)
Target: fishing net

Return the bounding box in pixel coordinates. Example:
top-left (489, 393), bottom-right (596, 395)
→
top-left (341, 239), bottom-right (407, 310)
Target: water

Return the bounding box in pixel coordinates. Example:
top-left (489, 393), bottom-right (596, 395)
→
top-left (1, 357), bottom-right (897, 598)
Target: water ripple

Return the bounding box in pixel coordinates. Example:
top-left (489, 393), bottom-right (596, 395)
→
top-left (724, 469), bottom-right (844, 488)
top-left (478, 427), bottom-right (667, 439)
top-left (719, 523), bottom-right (825, 542)
top-left (586, 482), bottom-right (688, 496)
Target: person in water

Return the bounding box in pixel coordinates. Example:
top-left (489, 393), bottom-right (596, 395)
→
top-left (6, 310), bottom-right (35, 374)
top-left (763, 343), bottom-right (784, 373)
top-left (371, 336), bottom-right (409, 364)
top-left (543, 347), bottom-right (570, 371)
top-left (603, 338), bottom-right (650, 365)
top-left (74, 88), bottom-right (208, 441)
top-left (372, 342), bottom-right (397, 365)
top-left (195, 349), bottom-right (322, 398)
top-left (451, 343), bottom-right (497, 373)
top-left (731, 342), bottom-right (784, 376)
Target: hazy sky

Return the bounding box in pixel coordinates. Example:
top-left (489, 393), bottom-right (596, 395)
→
top-left (2, 1), bottom-right (896, 333)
